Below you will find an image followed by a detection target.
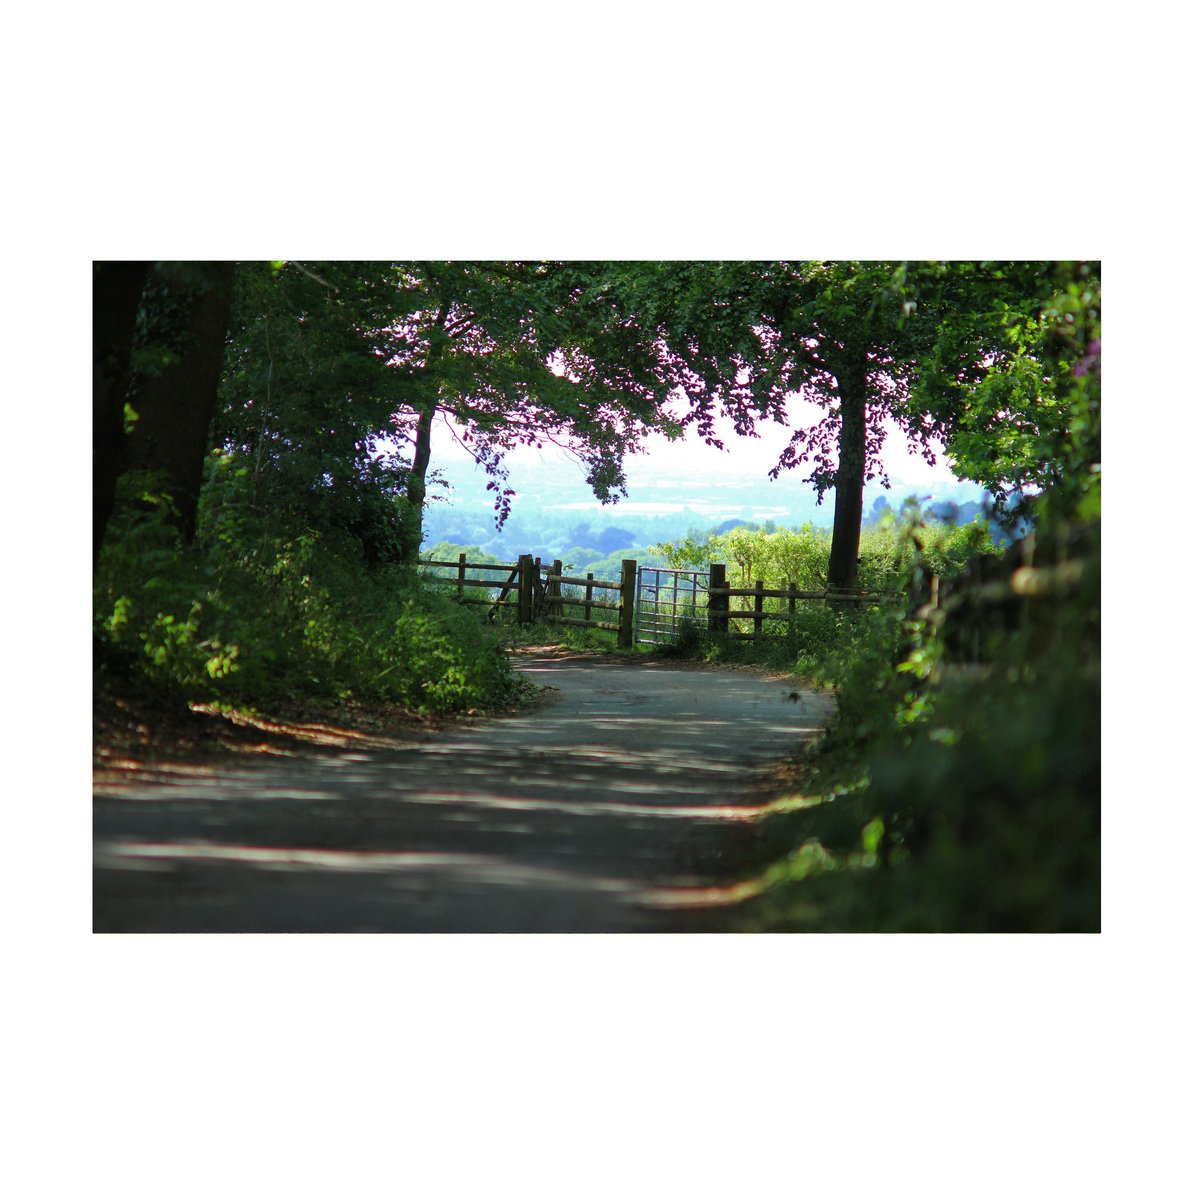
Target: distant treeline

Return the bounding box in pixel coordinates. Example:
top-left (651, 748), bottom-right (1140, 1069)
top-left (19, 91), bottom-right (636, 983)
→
top-left (421, 488), bottom-right (1022, 571)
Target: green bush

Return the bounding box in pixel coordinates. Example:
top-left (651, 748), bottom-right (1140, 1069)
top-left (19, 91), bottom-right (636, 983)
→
top-left (735, 514), bottom-right (1100, 932)
top-left (94, 482), bottom-right (521, 715)
top-left (649, 515), bottom-right (1001, 678)
top-left (654, 522), bottom-right (830, 589)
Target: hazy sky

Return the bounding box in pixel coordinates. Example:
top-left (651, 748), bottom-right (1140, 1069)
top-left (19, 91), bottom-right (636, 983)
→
top-left (429, 393), bottom-right (964, 492)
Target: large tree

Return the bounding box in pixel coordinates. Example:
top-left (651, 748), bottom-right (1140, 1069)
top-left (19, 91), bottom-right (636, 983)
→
top-left (603, 261), bottom-right (1029, 592)
top-left (372, 261), bottom-right (687, 559)
top-left (94, 261), bottom-right (236, 558)
top-left (218, 261), bottom-right (683, 562)
top-left (215, 261), bottom-right (417, 561)
top-left (124, 262), bottom-right (237, 542)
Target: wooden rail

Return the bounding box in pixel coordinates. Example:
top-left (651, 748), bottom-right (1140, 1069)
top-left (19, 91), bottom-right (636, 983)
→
top-left (539, 558), bottom-right (636, 647)
top-left (419, 554), bottom-right (637, 647)
top-left (708, 583), bottom-right (885, 604)
top-left (418, 553), bottom-right (521, 620)
top-left (705, 576), bottom-right (889, 635)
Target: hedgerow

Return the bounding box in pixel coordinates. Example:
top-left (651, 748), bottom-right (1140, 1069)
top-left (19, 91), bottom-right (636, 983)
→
top-left (94, 467), bottom-right (519, 716)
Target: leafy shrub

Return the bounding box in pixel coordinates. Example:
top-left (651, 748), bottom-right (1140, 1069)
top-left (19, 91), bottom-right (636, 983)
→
top-left (648, 514), bottom-right (1000, 682)
top-left (658, 614), bottom-right (707, 658)
top-left (654, 522), bottom-right (830, 589)
top-left (94, 480), bottom-right (520, 715)
top-left (737, 513), bottom-right (1100, 932)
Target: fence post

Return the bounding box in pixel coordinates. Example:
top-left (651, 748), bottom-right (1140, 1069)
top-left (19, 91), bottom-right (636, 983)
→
top-left (618, 559), bottom-right (636, 648)
top-left (708, 563), bottom-right (728, 635)
top-left (517, 554), bottom-right (534, 626)
top-left (457, 552), bottom-right (467, 600)
top-left (754, 580), bottom-right (765, 637)
top-left (584, 572), bottom-right (594, 623)
top-left (550, 559), bottom-right (563, 617)
top-left (788, 581), bottom-right (798, 620)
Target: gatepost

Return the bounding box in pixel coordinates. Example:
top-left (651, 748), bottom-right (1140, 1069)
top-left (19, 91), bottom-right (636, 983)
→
top-left (618, 559), bottom-right (636, 648)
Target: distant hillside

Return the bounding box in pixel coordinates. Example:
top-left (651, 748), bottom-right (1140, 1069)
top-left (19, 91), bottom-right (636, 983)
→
top-left (422, 454), bottom-right (988, 562)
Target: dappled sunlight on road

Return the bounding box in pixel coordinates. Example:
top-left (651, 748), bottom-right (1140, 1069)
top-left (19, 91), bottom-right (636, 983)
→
top-left (94, 659), bottom-right (836, 932)
top-left (94, 840), bottom-right (640, 893)
top-left (188, 703), bottom-right (429, 751)
top-left (636, 876), bottom-right (769, 909)
top-left (400, 787), bottom-right (830, 823)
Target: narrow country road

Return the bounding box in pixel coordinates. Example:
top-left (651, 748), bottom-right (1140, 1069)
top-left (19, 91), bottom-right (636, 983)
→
top-left (94, 654), bottom-right (834, 932)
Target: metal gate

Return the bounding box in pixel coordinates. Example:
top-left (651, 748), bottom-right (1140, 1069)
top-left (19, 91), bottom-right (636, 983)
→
top-left (635, 567), bottom-right (708, 646)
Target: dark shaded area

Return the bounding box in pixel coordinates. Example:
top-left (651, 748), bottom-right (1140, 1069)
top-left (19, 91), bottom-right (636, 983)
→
top-left (93, 261), bottom-right (151, 562)
top-left (124, 262), bottom-right (236, 542)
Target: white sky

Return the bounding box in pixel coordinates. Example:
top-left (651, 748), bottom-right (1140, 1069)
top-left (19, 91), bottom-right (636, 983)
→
top-left (431, 392), bottom-right (962, 490)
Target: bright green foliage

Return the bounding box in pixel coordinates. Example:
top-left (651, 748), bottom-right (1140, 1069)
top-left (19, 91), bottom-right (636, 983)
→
top-left (904, 260), bottom-right (1101, 526)
top-left (96, 458), bottom-right (520, 715)
top-left (655, 524), bottom-right (831, 590)
top-left (731, 511), bottom-right (1099, 931)
top-left (423, 540), bottom-right (490, 563)
top-left (655, 516), bottom-right (998, 599)
top-left (641, 514), bottom-right (1000, 680)
top-left (563, 545), bottom-right (670, 582)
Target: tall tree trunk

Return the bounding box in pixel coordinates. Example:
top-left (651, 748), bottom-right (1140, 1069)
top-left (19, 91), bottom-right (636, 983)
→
top-left (398, 298), bottom-right (451, 562)
top-left (93, 260), bottom-right (151, 564)
top-left (125, 263), bottom-right (236, 542)
top-left (399, 402), bottom-right (436, 561)
top-left (827, 362), bottom-right (868, 593)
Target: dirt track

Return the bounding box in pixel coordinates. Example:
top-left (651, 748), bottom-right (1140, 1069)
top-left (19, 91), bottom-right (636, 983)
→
top-left (93, 653), bottom-right (834, 932)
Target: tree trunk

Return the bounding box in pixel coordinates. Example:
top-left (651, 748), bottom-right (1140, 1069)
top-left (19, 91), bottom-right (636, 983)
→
top-left (125, 263), bottom-right (236, 542)
top-left (398, 298), bottom-right (450, 562)
top-left (827, 362), bottom-right (868, 593)
top-left (399, 402), bottom-right (436, 561)
top-left (93, 261), bottom-right (151, 563)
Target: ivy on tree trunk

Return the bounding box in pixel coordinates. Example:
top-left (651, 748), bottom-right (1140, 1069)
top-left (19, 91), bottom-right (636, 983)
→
top-left (126, 262), bottom-right (236, 543)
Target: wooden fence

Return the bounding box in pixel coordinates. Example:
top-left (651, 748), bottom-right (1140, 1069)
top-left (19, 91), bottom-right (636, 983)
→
top-left (419, 553), bottom-right (887, 647)
top-left (538, 558), bottom-right (637, 646)
top-left (704, 563), bottom-right (886, 639)
top-left (418, 554), bottom-right (525, 622)
top-left (419, 553), bottom-right (638, 646)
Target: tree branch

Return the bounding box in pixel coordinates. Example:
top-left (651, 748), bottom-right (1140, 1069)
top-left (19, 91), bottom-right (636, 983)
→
top-left (286, 261), bottom-right (341, 293)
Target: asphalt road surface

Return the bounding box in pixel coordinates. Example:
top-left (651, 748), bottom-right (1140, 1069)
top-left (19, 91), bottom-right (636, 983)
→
top-left (93, 654), bottom-right (834, 933)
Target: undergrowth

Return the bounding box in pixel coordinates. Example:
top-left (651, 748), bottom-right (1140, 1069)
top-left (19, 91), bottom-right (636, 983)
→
top-left (94, 478), bottom-right (522, 718)
top-left (726, 516), bottom-right (1101, 932)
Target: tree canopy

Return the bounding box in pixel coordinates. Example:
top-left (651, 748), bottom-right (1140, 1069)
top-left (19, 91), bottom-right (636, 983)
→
top-left (97, 259), bottom-right (1099, 583)
top-left (581, 260), bottom-right (1048, 590)
top-left (212, 261), bottom-right (687, 562)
